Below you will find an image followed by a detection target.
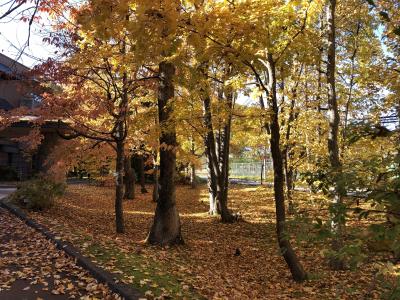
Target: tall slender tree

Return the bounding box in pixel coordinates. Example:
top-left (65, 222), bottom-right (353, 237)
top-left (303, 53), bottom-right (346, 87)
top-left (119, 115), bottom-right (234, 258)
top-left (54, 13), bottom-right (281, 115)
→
top-left (326, 0), bottom-right (346, 270)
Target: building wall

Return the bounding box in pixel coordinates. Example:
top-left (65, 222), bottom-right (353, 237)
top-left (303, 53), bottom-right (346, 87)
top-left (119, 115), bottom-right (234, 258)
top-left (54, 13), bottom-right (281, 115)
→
top-left (0, 53), bottom-right (29, 75)
top-left (0, 152), bottom-right (8, 166)
top-left (0, 126), bottom-right (62, 180)
top-left (0, 80), bottom-right (39, 108)
top-left (0, 53), bottom-right (61, 180)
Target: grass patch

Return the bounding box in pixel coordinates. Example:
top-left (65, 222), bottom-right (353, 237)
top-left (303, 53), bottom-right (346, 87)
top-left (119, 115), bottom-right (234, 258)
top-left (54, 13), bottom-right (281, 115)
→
top-left (29, 184), bottom-right (396, 299)
top-left (84, 241), bottom-right (203, 299)
top-left (306, 272), bottom-right (325, 281)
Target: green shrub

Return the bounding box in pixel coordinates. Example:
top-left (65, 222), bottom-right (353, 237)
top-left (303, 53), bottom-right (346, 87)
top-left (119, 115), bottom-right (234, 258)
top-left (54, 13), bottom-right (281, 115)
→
top-left (0, 166), bottom-right (19, 181)
top-left (174, 172), bottom-right (190, 185)
top-left (11, 177), bottom-right (66, 211)
top-left (194, 175), bottom-right (207, 184)
top-left (173, 173), bottom-right (206, 185)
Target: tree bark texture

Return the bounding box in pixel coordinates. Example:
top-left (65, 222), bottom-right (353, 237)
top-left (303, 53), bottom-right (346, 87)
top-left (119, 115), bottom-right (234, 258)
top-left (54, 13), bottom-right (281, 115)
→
top-left (137, 155), bottom-right (148, 193)
top-left (283, 86), bottom-right (299, 214)
top-left (115, 139), bottom-right (125, 233)
top-left (152, 166), bottom-right (160, 203)
top-left (265, 54), bottom-right (307, 282)
top-left (147, 61), bottom-right (183, 246)
top-left (202, 91), bottom-right (220, 215)
top-left (326, 0), bottom-right (345, 270)
top-left (217, 89), bottom-right (235, 222)
top-left (190, 138), bottom-right (197, 189)
top-left (190, 163), bottom-right (196, 189)
top-left (152, 152), bottom-right (159, 203)
top-left (202, 91), bottom-right (234, 222)
top-left (124, 155), bottom-right (135, 200)
top-left (114, 54), bottom-right (129, 234)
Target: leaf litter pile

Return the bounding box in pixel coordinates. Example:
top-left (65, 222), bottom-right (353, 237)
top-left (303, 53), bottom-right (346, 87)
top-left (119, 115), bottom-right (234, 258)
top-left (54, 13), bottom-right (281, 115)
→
top-left (25, 184), bottom-right (399, 299)
top-left (0, 207), bottom-right (120, 300)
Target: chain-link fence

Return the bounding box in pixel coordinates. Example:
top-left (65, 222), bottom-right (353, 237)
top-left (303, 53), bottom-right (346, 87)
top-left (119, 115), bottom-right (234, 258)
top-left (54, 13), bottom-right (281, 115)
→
top-left (198, 160), bottom-right (273, 179)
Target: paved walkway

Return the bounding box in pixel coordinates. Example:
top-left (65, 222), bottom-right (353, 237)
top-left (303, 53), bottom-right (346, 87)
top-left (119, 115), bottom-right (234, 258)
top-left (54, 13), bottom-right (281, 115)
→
top-left (0, 188), bottom-right (16, 200)
top-left (0, 189), bottom-right (119, 300)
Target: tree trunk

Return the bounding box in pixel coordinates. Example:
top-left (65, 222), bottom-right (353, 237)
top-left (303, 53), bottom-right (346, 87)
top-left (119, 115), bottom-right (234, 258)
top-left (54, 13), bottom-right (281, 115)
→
top-left (326, 0), bottom-right (345, 270)
top-left (147, 61), bottom-right (183, 246)
top-left (190, 163), bottom-right (196, 189)
top-left (200, 68), bottom-right (234, 222)
top-left (115, 140), bottom-right (125, 233)
top-left (284, 87), bottom-right (298, 214)
top-left (266, 54), bottom-right (307, 282)
top-left (205, 148), bottom-right (218, 215)
top-left (152, 166), bottom-right (159, 202)
top-left (263, 146), bottom-right (268, 181)
top-left (138, 155), bottom-right (148, 193)
top-left (207, 172), bottom-right (218, 214)
top-left (190, 137), bottom-right (197, 189)
top-left (124, 154), bottom-right (135, 200)
top-left (260, 161), bottom-right (264, 185)
top-left (342, 21), bottom-right (360, 151)
top-left (218, 89), bottom-right (235, 223)
top-left (152, 152), bottom-right (159, 203)
top-left (316, 14), bottom-right (324, 144)
top-left (203, 92), bottom-right (235, 221)
top-left (397, 101), bottom-right (400, 170)
top-left (114, 41), bottom-right (129, 234)
top-left (203, 92), bottom-right (220, 216)
top-left (285, 159), bottom-right (295, 214)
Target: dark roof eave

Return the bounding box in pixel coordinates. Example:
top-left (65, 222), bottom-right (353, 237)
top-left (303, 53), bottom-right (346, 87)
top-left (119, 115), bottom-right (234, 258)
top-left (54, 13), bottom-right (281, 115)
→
top-left (7, 120), bottom-right (69, 130)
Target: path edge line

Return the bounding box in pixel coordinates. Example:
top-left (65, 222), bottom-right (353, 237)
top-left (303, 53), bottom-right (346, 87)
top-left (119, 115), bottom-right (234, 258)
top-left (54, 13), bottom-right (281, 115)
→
top-left (0, 199), bottom-right (143, 300)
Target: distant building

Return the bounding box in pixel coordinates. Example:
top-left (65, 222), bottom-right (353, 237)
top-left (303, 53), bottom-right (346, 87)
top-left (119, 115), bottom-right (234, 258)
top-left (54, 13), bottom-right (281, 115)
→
top-left (0, 53), bottom-right (61, 180)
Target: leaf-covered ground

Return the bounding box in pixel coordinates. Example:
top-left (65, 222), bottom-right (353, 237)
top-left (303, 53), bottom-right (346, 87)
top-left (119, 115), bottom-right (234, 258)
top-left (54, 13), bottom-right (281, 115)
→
top-left (0, 207), bottom-right (120, 299)
top-left (27, 184), bottom-right (399, 299)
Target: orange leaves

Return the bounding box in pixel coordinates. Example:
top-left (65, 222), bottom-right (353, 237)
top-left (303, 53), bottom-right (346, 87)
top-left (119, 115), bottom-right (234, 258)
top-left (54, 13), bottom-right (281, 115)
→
top-left (19, 183), bottom-right (394, 299)
top-left (159, 142), bottom-right (178, 152)
top-left (11, 127), bottom-right (44, 154)
top-left (0, 208), bottom-right (118, 299)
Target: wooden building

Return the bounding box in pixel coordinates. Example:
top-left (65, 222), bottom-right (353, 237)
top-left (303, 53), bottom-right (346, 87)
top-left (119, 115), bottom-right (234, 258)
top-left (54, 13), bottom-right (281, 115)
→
top-left (0, 53), bottom-right (60, 180)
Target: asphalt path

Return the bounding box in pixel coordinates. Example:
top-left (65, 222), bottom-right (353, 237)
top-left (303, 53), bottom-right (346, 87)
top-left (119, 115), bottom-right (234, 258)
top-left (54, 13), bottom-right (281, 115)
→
top-left (0, 188), bottom-right (119, 300)
top-left (0, 188), bottom-right (15, 200)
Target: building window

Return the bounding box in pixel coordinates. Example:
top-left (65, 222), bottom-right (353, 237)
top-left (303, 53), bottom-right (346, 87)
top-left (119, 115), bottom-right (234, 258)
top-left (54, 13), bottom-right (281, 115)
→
top-left (8, 153), bottom-right (13, 166)
top-left (21, 93), bottom-right (42, 109)
top-left (0, 98), bottom-right (13, 111)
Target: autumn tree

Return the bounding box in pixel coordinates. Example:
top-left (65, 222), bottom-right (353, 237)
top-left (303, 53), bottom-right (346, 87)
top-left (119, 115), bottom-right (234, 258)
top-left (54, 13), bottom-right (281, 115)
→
top-left (180, 0), bottom-right (322, 281)
top-left (198, 68), bottom-right (237, 222)
top-left (127, 0), bottom-right (185, 245)
top-left (181, 2), bottom-right (247, 221)
top-left (6, 0), bottom-right (399, 286)
top-left (40, 2), bottom-right (156, 233)
top-left (324, 0), bottom-right (347, 270)
top-left (146, 61), bottom-right (184, 245)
